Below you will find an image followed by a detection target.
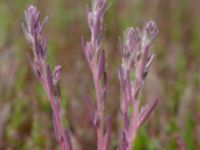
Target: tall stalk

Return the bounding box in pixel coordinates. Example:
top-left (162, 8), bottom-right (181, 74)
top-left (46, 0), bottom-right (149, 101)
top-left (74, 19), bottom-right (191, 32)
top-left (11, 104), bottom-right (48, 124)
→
top-left (81, 0), bottom-right (111, 150)
top-left (22, 6), bottom-right (72, 150)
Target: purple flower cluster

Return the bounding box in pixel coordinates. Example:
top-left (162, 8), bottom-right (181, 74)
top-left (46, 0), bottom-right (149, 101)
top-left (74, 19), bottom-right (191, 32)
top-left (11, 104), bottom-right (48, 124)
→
top-left (82, 0), bottom-right (111, 150)
top-left (119, 21), bottom-right (159, 150)
top-left (22, 6), bottom-right (72, 150)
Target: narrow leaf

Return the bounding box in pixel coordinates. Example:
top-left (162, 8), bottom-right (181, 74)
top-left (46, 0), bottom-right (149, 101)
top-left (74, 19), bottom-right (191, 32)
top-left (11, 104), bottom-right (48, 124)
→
top-left (101, 72), bottom-right (107, 101)
top-left (93, 112), bottom-right (99, 129)
top-left (45, 64), bottom-right (53, 93)
top-left (137, 98), bottom-right (159, 128)
top-left (97, 49), bottom-right (106, 79)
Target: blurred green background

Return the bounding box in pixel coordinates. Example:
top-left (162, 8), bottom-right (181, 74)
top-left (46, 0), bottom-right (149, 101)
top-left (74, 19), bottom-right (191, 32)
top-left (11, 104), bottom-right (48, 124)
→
top-left (0, 0), bottom-right (200, 149)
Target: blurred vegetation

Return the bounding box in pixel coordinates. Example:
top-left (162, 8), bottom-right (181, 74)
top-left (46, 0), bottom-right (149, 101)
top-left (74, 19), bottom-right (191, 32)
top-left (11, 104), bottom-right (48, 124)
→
top-left (0, 0), bottom-right (200, 149)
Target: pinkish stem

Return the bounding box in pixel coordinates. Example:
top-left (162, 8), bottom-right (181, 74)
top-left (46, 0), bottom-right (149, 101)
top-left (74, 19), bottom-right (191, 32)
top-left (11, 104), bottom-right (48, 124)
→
top-left (44, 67), bottom-right (68, 150)
top-left (94, 76), bottom-right (104, 150)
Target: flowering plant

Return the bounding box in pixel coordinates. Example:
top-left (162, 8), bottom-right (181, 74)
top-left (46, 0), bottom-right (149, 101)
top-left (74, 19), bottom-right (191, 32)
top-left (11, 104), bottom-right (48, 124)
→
top-left (23, 0), bottom-right (158, 149)
top-left (22, 5), bottom-right (72, 150)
